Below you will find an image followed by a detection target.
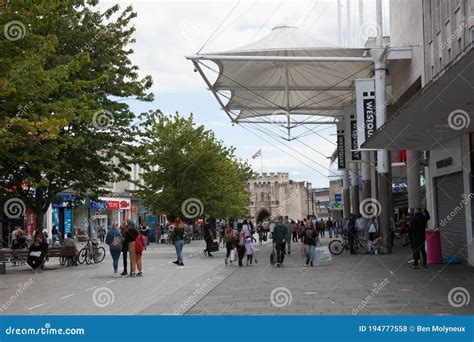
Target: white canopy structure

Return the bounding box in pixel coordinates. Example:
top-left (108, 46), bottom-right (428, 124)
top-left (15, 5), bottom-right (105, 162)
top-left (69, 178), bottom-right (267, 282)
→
top-left (187, 25), bottom-right (374, 134)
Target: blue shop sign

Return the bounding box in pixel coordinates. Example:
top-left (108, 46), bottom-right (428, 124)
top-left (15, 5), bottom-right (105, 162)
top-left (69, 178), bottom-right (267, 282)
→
top-left (335, 194), bottom-right (342, 202)
top-left (52, 194), bottom-right (75, 208)
top-left (90, 200), bottom-right (107, 210)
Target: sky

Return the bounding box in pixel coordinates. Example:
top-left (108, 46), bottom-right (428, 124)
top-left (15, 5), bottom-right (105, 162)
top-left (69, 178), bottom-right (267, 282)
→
top-left (102, 0), bottom-right (390, 188)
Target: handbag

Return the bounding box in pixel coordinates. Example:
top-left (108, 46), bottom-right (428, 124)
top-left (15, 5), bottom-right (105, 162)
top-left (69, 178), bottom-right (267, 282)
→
top-left (207, 241), bottom-right (219, 252)
top-left (270, 245), bottom-right (276, 265)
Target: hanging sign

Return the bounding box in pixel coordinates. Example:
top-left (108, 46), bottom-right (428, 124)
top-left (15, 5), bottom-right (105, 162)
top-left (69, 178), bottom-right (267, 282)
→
top-left (336, 121), bottom-right (346, 170)
top-left (356, 78), bottom-right (376, 149)
top-left (344, 105), bottom-right (361, 162)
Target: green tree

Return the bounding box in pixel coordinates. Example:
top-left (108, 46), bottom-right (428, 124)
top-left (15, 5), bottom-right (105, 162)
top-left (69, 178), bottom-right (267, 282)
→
top-left (0, 1), bottom-right (153, 231)
top-left (133, 111), bottom-right (253, 220)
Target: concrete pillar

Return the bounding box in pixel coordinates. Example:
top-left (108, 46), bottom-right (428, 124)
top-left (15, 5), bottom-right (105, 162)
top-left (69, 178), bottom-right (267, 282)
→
top-left (361, 151), bottom-right (372, 238)
top-left (370, 152), bottom-right (378, 200)
top-left (343, 170), bottom-right (351, 218)
top-left (350, 163), bottom-right (360, 215)
top-left (406, 150), bottom-right (421, 210)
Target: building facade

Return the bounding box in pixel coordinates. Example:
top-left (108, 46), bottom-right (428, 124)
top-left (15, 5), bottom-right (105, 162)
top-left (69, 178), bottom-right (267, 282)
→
top-left (246, 172), bottom-right (311, 221)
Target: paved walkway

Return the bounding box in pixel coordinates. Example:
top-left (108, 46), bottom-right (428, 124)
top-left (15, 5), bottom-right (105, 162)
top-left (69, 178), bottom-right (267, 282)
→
top-left (0, 238), bottom-right (472, 315)
top-left (185, 238), bottom-right (474, 315)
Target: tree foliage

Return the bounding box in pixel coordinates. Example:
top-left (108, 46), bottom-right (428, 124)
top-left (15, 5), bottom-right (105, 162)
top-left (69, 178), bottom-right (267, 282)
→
top-left (133, 111), bottom-right (254, 220)
top-left (0, 0), bottom-right (153, 230)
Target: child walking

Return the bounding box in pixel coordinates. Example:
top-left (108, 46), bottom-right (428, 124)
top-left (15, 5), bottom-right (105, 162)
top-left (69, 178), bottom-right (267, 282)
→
top-left (245, 237), bottom-right (254, 266)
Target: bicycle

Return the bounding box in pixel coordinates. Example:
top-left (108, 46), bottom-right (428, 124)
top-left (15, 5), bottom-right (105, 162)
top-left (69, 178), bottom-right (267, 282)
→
top-left (329, 234), bottom-right (367, 255)
top-left (78, 239), bottom-right (106, 264)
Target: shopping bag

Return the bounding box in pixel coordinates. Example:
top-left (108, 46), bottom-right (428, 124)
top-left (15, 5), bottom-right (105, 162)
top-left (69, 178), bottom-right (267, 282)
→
top-left (230, 249), bottom-right (236, 261)
top-left (300, 244), bottom-right (306, 258)
top-left (207, 241), bottom-right (219, 252)
top-left (315, 246), bottom-right (332, 262)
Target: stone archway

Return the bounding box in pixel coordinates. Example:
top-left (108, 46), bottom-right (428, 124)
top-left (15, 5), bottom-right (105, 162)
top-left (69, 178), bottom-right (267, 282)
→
top-left (256, 208), bottom-right (271, 223)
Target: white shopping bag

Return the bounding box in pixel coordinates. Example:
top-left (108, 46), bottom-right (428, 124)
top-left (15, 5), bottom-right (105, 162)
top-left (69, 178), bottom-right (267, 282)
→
top-left (230, 249), bottom-right (236, 261)
top-left (315, 246), bottom-right (332, 262)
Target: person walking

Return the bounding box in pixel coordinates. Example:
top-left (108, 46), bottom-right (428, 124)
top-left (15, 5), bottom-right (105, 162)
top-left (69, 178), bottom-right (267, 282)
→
top-left (347, 214), bottom-right (357, 255)
top-left (410, 208), bottom-right (429, 269)
top-left (291, 220), bottom-right (298, 242)
top-left (171, 219), bottom-right (185, 266)
top-left (326, 218), bottom-right (334, 238)
top-left (319, 219), bottom-right (326, 238)
top-left (272, 216), bottom-right (287, 267)
top-left (283, 215), bottom-right (292, 254)
top-left (245, 237), bottom-right (254, 266)
top-left (202, 219), bottom-right (216, 257)
top-left (302, 223), bottom-right (318, 266)
top-left (51, 225), bottom-right (58, 247)
top-left (356, 214), bottom-right (365, 240)
top-left (106, 224), bottom-right (124, 277)
top-left (119, 224), bottom-right (128, 276)
top-left (224, 223), bottom-right (235, 265)
top-left (234, 223), bottom-right (246, 267)
top-left (124, 222), bottom-right (142, 277)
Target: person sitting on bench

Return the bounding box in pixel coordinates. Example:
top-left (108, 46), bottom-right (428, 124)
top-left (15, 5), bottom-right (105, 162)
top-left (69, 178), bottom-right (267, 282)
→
top-left (27, 233), bottom-right (49, 273)
top-left (64, 233), bottom-right (79, 266)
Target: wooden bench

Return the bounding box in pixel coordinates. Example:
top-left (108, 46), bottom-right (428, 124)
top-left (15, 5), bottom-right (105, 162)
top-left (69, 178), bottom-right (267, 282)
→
top-left (48, 246), bottom-right (78, 266)
top-left (0, 249), bottom-right (29, 274)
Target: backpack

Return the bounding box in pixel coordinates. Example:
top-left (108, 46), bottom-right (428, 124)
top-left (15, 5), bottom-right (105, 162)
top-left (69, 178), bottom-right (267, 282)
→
top-left (111, 235), bottom-right (122, 251)
top-left (224, 229), bottom-right (234, 243)
top-left (135, 234), bottom-right (143, 254)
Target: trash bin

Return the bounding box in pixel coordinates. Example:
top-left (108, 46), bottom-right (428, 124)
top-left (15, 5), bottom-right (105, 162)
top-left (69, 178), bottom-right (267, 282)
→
top-left (425, 229), bottom-right (442, 264)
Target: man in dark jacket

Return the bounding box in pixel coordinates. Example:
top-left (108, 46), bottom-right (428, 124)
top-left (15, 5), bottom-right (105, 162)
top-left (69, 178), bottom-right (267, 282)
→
top-left (347, 214), bottom-right (357, 255)
top-left (272, 216), bottom-right (287, 267)
top-left (202, 219), bottom-right (215, 257)
top-left (27, 233), bottom-right (49, 273)
top-left (409, 208), bottom-right (429, 268)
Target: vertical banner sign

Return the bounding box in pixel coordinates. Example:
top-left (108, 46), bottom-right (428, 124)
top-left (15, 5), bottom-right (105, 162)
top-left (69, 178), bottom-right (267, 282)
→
top-left (355, 78), bottom-right (376, 149)
top-left (344, 105), bottom-right (361, 162)
top-left (64, 208), bottom-right (72, 235)
top-left (336, 121), bottom-right (346, 170)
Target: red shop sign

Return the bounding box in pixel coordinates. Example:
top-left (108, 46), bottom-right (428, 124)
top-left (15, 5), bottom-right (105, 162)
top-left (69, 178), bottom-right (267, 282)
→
top-left (120, 200), bottom-right (130, 209)
top-left (106, 201), bottom-right (120, 210)
top-left (130, 205), bottom-right (138, 212)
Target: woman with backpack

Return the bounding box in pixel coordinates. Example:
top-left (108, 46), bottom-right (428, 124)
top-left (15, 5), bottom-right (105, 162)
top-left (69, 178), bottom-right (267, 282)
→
top-left (124, 222), bottom-right (143, 277)
top-left (224, 223), bottom-right (235, 265)
top-left (106, 224), bottom-right (124, 277)
top-left (302, 224), bottom-right (318, 267)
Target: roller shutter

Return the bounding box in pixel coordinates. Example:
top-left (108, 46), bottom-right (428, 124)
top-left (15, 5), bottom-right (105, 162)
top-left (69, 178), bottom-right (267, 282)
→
top-left (435, 172), bottom-right (469, 262)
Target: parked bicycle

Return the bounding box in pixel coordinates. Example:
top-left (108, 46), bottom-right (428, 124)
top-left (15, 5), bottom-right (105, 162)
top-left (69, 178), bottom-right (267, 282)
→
top-left (329, 234), bottom-right (367, 255)
top-left (78, 239), bottom-right (105, 264)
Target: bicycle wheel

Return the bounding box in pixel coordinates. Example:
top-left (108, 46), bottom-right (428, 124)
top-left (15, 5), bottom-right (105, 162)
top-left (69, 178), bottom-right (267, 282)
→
top-left (93, 247), bottom-right (106, 263)
top-left (85, 250), bottom-right (93, 265)
top-left (329, 240), bottom-right (344, 255)
top-left (78, 248), bottom-right (87, 264)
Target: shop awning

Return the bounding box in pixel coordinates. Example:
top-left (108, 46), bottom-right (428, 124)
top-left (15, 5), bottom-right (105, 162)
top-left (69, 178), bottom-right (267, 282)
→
top-left (362, 44), bottom-right (474, 150)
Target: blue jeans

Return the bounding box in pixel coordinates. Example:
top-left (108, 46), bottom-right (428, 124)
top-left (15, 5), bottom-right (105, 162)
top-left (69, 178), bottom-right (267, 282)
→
top-left (174, 240), bottom-right (184, 262)
top-left (109, 249), bottom-right (121, 273)
top-left (305, 244), bottom-right (315, 262)
top-left (328, 227), bottom-right (334, 237)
